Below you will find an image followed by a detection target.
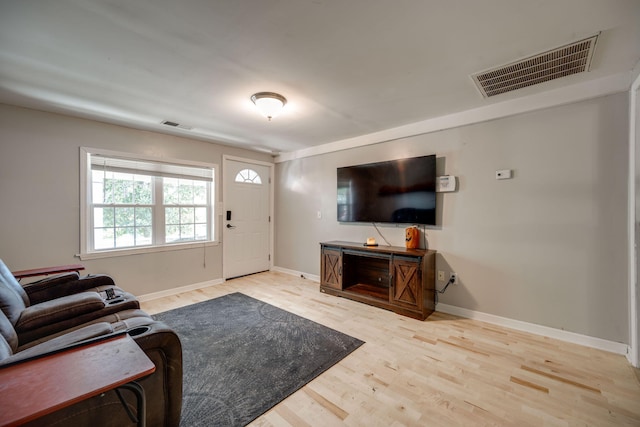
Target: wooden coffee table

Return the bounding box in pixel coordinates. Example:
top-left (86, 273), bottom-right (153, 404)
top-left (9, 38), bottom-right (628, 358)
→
top-left (0, 333), bottom-right (155, 427)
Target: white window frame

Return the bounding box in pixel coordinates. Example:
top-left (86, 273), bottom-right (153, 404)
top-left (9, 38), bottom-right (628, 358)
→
top-left (79, 147), bottom-right (219, 260)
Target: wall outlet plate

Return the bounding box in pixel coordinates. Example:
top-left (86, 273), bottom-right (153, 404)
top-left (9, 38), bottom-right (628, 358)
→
top-left (495, 169), bottom-right (512, 180)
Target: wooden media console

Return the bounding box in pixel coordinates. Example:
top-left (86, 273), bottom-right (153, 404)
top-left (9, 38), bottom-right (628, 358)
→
top-left (320, 241), bottom-right (436, 320)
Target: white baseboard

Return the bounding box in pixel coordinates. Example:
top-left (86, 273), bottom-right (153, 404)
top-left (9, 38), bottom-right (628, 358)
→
top-left (271, 266), bottom-right (320, 283)
top-left (273, 266), bottom-right (628, 355)
top-left (137, 278), bottom-right (224, 302)
top-left (135, 269), bottom-right (628, 356)
top-left (437, 303), bottom-right (629, 356)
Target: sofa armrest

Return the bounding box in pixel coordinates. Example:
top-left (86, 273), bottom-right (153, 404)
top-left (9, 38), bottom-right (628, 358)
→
top-left (0, 322), bottom-right (115, 367)
top-left (18, 321), bottom-right (183, 427)
top-left (24, 274), bottom-right (117, 305)
top-left (129, 321), bottom-right (183, 427)
top-left (15, 292), bottom-right (105, 333)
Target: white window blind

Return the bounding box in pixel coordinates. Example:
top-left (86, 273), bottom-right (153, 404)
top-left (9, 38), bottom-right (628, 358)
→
top-left (91, 154), bottom-right (214, 181)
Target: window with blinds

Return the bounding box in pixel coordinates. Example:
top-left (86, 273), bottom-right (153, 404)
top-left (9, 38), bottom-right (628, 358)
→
top-left (81, 148), bottom-right (216, 255)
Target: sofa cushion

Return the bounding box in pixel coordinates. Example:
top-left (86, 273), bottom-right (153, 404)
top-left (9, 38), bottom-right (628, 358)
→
top-left (17, 308), bottom-right (151, 350)
top-left (18, 292), bottom-right (140, 345)
top-left (15, 292), bottom-right (105, 332)
top-left (0, 309), bottom-right (18, 352)
top-left (0, 259), bottom-right (29, 306)
top-left (0, 334), bottom-right (11, 361)
top-left (23, 274), bottom-right (117, 305)
top-left (0, 282), bottom-right (27, 326)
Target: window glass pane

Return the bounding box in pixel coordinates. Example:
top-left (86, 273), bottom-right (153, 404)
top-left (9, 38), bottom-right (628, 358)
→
top-left (93, 207), bottom-right (107, 228)
top-left (163, 178), bottom-right (179, 204)
top-left (136, 227), bottom-right (153, 246)
top-left (180, 207), bottom-right (194, 223)
top-left (118, 180), bottom-right (134, 204)
top-left (135, 207), bottom-right (152, 226)
top-left (165, 207), bottom-right (180, 225)
top-left (115, 208), bottom-right (135, 227)
top-left (195, 207), bottom-right (207, 223)
top-left (93, 207), bottom-right (115, 228)
top-left (234, 168), bottom-right (262, 184)
top-left (134, 176), bottom-right (153, 204)
top-left (94, 228), bottom-right (114, 250)
top-left (180, 224), bottom-right (194, 240)
top-left (101, 172), bottom-right (152, 205)
top-left (178, 182), bottom-right (194, 204)
top-left (92, 172), bottom-right (105, 204)
top-left (103, 176), bottom-right (115, 204)
top-left (193, 182), bottom-right (207, 204)
top-left (115, 227), bottom-right (135, 247)
top-left (195, 224), bottom-right (207, 240)
top-left (166, 224), bottom-right (180, 243)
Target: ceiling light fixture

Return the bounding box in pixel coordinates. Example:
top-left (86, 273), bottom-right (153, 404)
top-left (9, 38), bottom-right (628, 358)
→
top-left (250, 92), bottom-right (287, 121)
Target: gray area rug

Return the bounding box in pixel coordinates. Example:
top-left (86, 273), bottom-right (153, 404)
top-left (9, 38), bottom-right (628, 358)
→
top-left (153, 292), bottom-right (364, 426)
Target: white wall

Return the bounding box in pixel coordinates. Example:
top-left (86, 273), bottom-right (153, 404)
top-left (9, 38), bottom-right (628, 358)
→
top-left (632, 70), bottom-right (640, 366)
top-left (0, 104), bottom-right (273, 295)
top-left (275, 93), bottom-right (629, 344)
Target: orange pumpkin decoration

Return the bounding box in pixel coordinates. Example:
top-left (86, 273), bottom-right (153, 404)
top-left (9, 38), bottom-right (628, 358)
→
top-left (405, 226), bottom-right (419, 249)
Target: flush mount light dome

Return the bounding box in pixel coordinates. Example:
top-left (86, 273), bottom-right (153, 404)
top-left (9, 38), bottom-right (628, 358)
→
top-left (250, 92), bottom-right (287, 121)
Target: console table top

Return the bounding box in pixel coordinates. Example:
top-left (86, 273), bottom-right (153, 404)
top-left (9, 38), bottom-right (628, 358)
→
top-left (12, 264), bottom-right (85, 279)
top-left (0, 333), bottom-right (155, 426)
top-left (321, 240), bottom-right (435, 257)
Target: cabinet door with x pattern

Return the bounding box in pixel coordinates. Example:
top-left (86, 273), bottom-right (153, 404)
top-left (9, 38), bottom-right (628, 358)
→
top-left (391, 257), bottom-right (422, 311)
top-left (321, 248), bottom-right (342, 290)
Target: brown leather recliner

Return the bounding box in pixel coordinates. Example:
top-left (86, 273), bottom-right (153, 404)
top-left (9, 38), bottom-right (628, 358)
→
top-left (0, 259), bottom-right (139, 345)
top-left (0, 305), bottom-right (183, 427)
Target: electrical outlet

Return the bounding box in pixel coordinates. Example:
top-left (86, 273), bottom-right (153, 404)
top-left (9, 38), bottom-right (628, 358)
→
top-left (437, 270), bottom-right (445, 281)
top-left (450, 273), bottom-right (457, 284)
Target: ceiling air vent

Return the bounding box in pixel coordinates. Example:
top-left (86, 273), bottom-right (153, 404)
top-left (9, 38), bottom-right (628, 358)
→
top-left (161, 120), bottom-right (192, 130)
top-left (471, 34), bottom-right (598, 98)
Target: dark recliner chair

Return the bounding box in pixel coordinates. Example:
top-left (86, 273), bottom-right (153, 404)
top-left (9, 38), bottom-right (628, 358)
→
top-left (0, 309), bottom-right (183, 427)
top-left (0, 259), bottom-right (139, 345)
top-left (0, 260), bottom-right (183, 427)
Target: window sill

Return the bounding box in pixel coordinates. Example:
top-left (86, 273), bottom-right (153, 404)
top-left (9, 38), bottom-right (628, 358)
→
top-left (77, 241), bottom-right (219, 260)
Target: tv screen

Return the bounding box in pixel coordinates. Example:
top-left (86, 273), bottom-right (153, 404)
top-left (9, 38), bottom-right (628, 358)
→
top-left (337, 155), bottom-right (436, 225)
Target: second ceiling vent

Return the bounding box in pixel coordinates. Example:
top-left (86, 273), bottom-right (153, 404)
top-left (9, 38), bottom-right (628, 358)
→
top-left (471, 34), bottom-right (599, 98)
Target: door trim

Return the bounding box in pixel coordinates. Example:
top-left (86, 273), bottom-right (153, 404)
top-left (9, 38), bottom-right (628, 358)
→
top-left (222, 155), bottom-right (275, 280)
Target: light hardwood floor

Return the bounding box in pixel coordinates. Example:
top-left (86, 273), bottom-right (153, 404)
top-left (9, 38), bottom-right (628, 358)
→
top-left (141, 271), bottom-right (640, 427)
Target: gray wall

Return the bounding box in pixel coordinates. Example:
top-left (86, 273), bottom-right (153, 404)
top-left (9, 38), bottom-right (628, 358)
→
top-left (275, 93), bottom-right (629, 344)
top-left (0, 104), bottom-right (272, 295)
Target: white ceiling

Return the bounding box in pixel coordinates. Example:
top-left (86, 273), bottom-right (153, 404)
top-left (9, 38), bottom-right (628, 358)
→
top-left (1, 0), bottom-right (639, 156)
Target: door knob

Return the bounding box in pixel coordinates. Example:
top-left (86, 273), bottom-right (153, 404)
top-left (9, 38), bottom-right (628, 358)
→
top-left (226, 224), bottom-right (236, 229)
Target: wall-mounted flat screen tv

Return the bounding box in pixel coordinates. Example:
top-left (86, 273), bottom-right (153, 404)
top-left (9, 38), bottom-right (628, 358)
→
top-left (337, 154), bottom-right (436, 225)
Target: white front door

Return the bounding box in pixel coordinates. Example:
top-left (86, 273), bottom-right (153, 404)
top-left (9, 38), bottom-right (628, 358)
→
top-left (223, 158), bottom-right (272, 279)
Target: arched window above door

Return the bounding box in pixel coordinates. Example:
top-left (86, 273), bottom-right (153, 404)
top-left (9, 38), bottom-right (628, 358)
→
top-left (234, 168), bottom-right (262, 184)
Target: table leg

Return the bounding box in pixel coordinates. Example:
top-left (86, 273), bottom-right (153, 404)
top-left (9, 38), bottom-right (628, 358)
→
top-left (115, 381), bottom-right (146, 427)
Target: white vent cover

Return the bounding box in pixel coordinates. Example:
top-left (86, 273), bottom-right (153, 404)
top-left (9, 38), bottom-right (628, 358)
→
top-left (161, 120), bottom-right (192, 130)
top-left (471, 35), bottom-right (598, 98)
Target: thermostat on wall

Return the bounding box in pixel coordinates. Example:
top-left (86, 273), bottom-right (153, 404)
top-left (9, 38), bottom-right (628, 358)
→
top-left (436, 175), bottom-right (457, 192)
